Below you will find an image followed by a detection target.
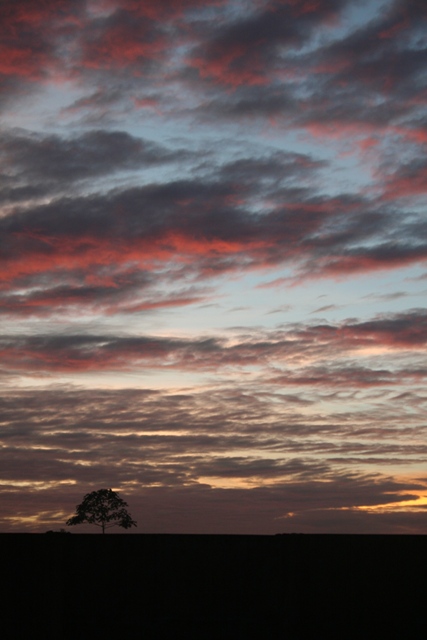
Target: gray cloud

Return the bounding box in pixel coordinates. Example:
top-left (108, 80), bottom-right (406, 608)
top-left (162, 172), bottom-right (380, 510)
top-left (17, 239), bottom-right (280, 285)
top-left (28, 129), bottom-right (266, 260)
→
top-left (1, 308), bottom-right (426, 373)
top-left (0, 129), bottom-right (193, 204)
top-left (0, 171), bottom-right (425, 319)
top-left (0, 385), bottom-right (425, 533)
top-left (1, 0), bottom-right (426, 535)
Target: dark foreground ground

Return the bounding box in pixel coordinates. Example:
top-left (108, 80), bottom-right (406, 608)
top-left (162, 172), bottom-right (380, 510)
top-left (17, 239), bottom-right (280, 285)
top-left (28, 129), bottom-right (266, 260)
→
top-left (2, 533), bottom-right (426, 638)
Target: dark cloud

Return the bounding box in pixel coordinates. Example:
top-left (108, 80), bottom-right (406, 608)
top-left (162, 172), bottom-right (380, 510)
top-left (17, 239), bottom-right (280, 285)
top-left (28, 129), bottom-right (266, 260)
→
top-left (218, 151), bottom-right (326, 190)
top-left (188, 0), bottom-right (353, 87)
top-left (2, 482), bottom-right (425, 534)
top-left (381, 156), bottom-right (427, 200)
top-left (0, 129), bottom-right (194, 206)
top-left (1, 0), bottom-right (426, 534)
top-left (0, 165), bottom-right (425, 318)
top-left (0, 0), bottom-right (218, 112)
top-left (0, 0), bottom-right (86, 106)
top-left (2, 0), bottom-right (425, 146)
top-left (269, 366), bottom-right (402, 389)
top-left (0, 274), bottom-right (206, 317)
top-left (1, 309), bottom-right (426, 375)
top-left (275, 506), bottom-right (427, 535)
top-left (198, 87), bottom-right (298, 121)
top-left (182, 0), bottom-right (427, 161)
top-left (311, 0), bottom-right (427, 100)
top-left (78, 8), bottom-right (166, 73)
top-left (0, 386), bottom-right (425, 533)
top-left (0, 129), bottom-right (186, 184)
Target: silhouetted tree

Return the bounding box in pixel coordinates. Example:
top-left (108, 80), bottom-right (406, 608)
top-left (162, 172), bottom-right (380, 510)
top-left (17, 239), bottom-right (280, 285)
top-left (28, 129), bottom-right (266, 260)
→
top-left (66, 488), bottom-right (137, 533)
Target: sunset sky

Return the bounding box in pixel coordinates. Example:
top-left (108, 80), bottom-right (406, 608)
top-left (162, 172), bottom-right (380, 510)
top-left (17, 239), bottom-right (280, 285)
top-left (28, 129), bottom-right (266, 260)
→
top-left (1, 0), bottom-right (426, 533)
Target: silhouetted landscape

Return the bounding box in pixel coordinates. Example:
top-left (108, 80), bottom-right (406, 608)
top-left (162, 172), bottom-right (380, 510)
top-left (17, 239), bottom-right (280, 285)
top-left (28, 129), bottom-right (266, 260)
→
top-left (3, 533), bottom-right (426, 638)
top-left (1, 7), bottom-right (426, 639)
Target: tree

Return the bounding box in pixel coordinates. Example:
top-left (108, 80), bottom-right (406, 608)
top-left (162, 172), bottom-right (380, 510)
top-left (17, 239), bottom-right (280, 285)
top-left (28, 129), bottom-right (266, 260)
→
top-left (66, 488), bottom-right (137, 533)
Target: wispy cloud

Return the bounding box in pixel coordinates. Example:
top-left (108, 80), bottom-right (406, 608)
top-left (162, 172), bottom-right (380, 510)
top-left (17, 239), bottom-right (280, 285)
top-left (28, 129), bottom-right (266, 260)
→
top-left (1, 0), bottom-right (426, 533)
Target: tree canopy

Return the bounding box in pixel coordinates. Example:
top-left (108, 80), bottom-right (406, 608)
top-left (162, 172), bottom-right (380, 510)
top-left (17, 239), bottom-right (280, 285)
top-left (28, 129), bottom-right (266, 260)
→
top-left (66, 488), bottom-right (137, 533)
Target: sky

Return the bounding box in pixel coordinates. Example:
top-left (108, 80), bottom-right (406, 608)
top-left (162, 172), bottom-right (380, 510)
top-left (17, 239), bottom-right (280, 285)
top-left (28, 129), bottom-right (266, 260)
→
top-left (0, 0), bottom-right (426, 534)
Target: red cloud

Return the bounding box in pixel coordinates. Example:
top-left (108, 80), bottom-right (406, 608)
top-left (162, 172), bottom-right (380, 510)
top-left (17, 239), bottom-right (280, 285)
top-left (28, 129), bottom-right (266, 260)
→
top-left (0, 46), bottom-right (50, 79)
top-left (1, 230), bottom-right (267, 287)
top-left (1, 180), bottom-right (425, 310)
top-left (381, 165), bottom-right (427, 201)
top-left (281, 0), bottom-right (323, 17)
top-left (80, 15), bottom-right (166, 70)
top-left (304, 121), bottom-right (382, 142)
top-left (379, 17), bottom-right (410, 39)
top-left (301, 253), bottom-right (427, 280)
top-left (122, 0), bottom-right (225, 19)
top-left (340, 314), bottom-right (427, 348)
top-left (0, 284), bottom-right (206, 318)
top-left (1, 310), bottom-right (426, 376)
top-left (132, 96), bottom-right (162, 113)
top-left (0, 0), bottom-right (84, 80)
top-left (190, 45), bottom-right (268, 88)
top-left (78, 0), bottom-right (228, 73)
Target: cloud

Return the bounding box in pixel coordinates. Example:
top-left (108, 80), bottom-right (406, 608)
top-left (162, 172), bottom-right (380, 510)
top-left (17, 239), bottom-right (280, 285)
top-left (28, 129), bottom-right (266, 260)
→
top-left (0, 385), bottom-right (425, 533)
top-left (187, 0), bottom-right (352, 88)
top-left (0, 0), bottom-right (207, 112)
top-left (1, 309), bottom-right (426, 376)
top-left (381, 157), bottom-right (427, 200)
top-left (1, 157), bottom-right (425, 320)
top-left (0, 276), bottom-right (207, 317)
top-left (183, 0), bottom-right (426, 169)
top-left (312, 0), bottom-right (427, 98)
top-left (0, 129), bottom-right (187, 188)
top-left (1, 0), bottom-right (426, 535)
top-left (0, 0), bottom-right (86, 106)
top-left (78, 8), bottom-right (167, 72)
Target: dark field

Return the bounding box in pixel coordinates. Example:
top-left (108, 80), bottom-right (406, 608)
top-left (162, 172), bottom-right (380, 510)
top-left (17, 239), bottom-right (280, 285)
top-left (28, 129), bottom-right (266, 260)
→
top-left (3, 534), bottom-right (426, 638)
